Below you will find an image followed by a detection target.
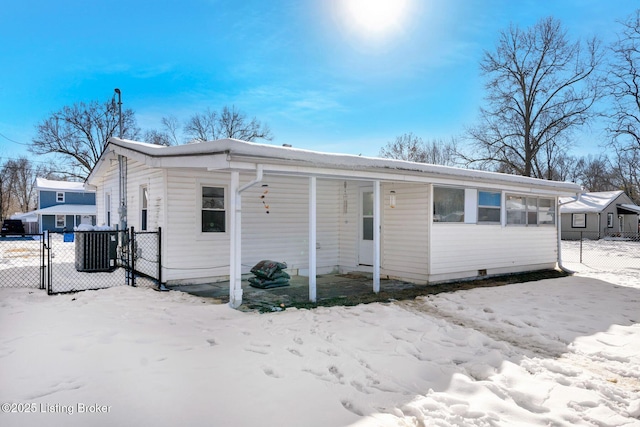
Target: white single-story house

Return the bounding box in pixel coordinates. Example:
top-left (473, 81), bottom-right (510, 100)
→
top-left (559, 190), bottom-right (640, 240)
top-left (86, 137), bottom-right (582, 307)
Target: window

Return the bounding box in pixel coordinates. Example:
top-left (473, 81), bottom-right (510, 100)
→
top-left (105, 193), bottom-right (111, 227)
top-left (607, 212), bottom-right (614, 228)
top-left (506, 196), bottom-right (526, 225)
top-left (434, 187), bottom-right (464, 222)
top-left (507, 195), bottom-right (556, 226)
top-left (478, 191), bottom-right (501, 223)
top-left (572, 213), bottom-right (586, 228)
top-left (202, 186), bottom-right (225, 232)
top-left (56, 192), bottom-right (65, 203)
top-left (362, 191), bottom-right (373, 240)
top-left (141, 186), bottom-right (148, 231)
top-left (55, 215), bottom-right (65, 228)
top-left (538, 198), bottom-right (555, 225)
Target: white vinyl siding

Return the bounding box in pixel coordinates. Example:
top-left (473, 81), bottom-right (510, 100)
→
top-left (242, 176), bottom-right (341, 275)
top-left (430, 225), bottom-right (557, 281)
top-left (164, 169), bottom-right (229, 282)
top-left (381, 183), bottom-right (429, 283)
top-left (338, 181), bottom-right (359, 272)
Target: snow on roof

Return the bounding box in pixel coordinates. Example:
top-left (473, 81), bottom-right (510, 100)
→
top-left (35, 178), bottom-right (92, 192)
top-left (99, 138), bottom-right (582, 193)
top-left (559, 190), bottom-right (625, 213)
top-left (30, 204), bottom-right (96, 216)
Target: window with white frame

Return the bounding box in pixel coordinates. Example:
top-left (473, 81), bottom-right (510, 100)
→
top-left (607, 212), bottom-right (614, 228)
top-left (433, 187), bottom-right (464, 222)
top-left (56, 192), bottom-right (65, 203)
top-left (201, 186), bottom-right (226, 232)
top-left (538, 198), bottom-right (555, 225)
top-left (507, 195), bottom-right (555, 226)
top-left (105, 193), bottom-right (111, 227)
top-left (55, 215), bottom-right (65, 228)
top-left (478, 191), bottom-right (501, 223)
top-left (141, 186), bottom-right (148, 231)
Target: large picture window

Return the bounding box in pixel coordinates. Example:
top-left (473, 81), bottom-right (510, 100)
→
top-left (433, 187), bottom-right (464, 222)
top-left (202, 186), bottom-right (225, 232)
top-left (478, 191), bottom-right (501, 223)
top-left (507, 195), bottom-right (555, 226)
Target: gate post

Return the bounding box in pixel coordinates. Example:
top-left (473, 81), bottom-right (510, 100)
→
top-left (130, 227), bottom-right (136, 287)
top-left (157, 227), bottom-right (164, 289)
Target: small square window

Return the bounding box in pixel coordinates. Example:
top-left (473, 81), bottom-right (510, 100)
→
top-left (572, 213), bottom-right (586, 228)
top-left (56, 192), bottom-right (65, 203)
top-left (478, 191), bottom-right (501, 223)
top-left (434, 187), bottom-right (464, 222)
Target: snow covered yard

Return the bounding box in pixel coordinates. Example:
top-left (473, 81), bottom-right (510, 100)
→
top-left (0, 244), bottom-right (639, 426)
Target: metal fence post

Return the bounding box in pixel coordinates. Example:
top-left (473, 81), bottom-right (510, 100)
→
top-left (157, 227), bottom-right (163, 288)
top-left (130, 226), bottom-right (136, 287)
top-left (46, 231), bottom-right (52, 294)
top-left (579, 232), bottom-right (583, 264)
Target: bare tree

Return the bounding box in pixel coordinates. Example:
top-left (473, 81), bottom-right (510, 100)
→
top-left (379, 133), bottom-right (459, 166)
top-left (607, 10), bottom-right (640, 153)
top-left (160, 115), bottom-right (181, 145)
top-left (573, 155), bottom-right (615, 192)
top-left (30, 99), bottom-right (140, 179)
top-left (182, 105), bottom-right (273, 143)
top-left (0, 157), bottom-right (55, 218)
top-left (184, 108), bottom-right (219, 142)
top-left (610, 147), bottom-right (640, 203)
top-left (143, 129), bottom-right (173, 146)
top-left (466, 17), bottom-right (603, 178)
top-left (218, 105), bottom-right (272, 142)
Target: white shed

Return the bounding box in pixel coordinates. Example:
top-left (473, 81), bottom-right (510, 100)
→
top-left (87, 138), bottom-right (582, 307)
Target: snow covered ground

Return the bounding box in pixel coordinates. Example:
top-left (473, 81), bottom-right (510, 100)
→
top-left (0, 242), bottom-right (638, 427)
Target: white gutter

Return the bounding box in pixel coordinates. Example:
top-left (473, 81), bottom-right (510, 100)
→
top-left (238, 164), bottom-right (264, 194)
top-left (229, 164), bottom-right (264, 309)
top-left (557, 191), bottom-right (584, 273)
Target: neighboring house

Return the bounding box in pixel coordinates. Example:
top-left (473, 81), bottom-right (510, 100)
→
top-left (87, 138), bottom-right (581, 307)
top-left (33, 178), bottom-right (97, 232)
top-left (559, 190), bottom-right (640, 240)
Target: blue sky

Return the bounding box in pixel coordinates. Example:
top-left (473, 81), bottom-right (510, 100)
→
top-left (0, 0), bottom-right (637, 164)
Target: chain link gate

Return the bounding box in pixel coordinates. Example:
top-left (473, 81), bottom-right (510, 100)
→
top-left (0, 233), bottom-right (46, 289)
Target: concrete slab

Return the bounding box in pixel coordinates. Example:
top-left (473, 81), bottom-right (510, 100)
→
top-left (164, 269), bottom-right (569, 312)
top-left (165, 273), bottom-right (421, 310)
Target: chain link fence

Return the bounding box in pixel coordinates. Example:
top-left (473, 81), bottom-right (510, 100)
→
top-left (561, 231), bottom-right (639, 272)
top-left (0, 228), bottom-right (161, 294)
top-left (0, 234), bottom-right (46, 289)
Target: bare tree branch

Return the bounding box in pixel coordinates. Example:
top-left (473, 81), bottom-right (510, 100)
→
top-left (467, 17), bottom-right (603, 178)
top-left (30, 100), bottom-right (140, 179)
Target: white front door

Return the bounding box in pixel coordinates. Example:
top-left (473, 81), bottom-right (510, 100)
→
top-left (359, 187), bottom-right (374, 266)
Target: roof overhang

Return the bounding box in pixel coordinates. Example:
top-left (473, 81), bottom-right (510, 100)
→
top-left (86, 137), bottom-right (583, 197)
top-left (618, 204), bottom-right (640, 215)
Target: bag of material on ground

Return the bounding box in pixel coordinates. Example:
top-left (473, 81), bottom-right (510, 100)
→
top-left (249, 260), bottom-right (289, 288)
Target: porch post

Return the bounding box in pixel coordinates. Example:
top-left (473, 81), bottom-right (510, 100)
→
top-left (229, 171), bottom-right (243, 308)
top-left (373, 180), bottom-right (380, 293)
top-left (309, 176), bottom-right (317, 302)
